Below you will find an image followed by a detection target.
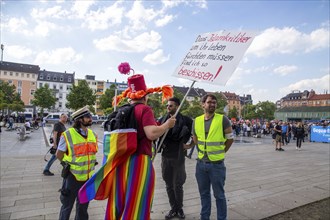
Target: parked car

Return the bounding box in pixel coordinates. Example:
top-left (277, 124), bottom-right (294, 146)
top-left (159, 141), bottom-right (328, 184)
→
top-left (44, 113), bottom-right (62, 123)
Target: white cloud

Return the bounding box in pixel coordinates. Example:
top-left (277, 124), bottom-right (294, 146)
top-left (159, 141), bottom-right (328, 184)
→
top-left (155, 14), bottom-right (175, 27)
top-left (82, 2), bottom-right (124, 31)
top-left (34, 21), bottom-right (59, 37)
top-left (6, 45), bottom-right (33, 59)
top-left (126, 1), bottom-right (158, 30)
top-left (5, 17), bottom-right (29, 33)
top-left (34, 47), bottom-right (83, 64)
top-left (31, 5), bottom-right (69, 19)
top-left (279, 74), bottom-right (330, 95)
top-left (178, 26), bottom-right (183, 30)
top-left (248, 27), bottom-right (330, 57)
top-left (143, 49), bottom-right (170, 65)
top-left (273, 65), bottom-right (298, 76)
top-left (94, 31), bottom-right (162, 52)
top-left (72, 0), bottom-right (95, 18)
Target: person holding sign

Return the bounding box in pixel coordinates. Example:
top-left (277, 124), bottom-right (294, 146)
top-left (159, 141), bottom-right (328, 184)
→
top-left (185, 94), bottom-right (233, 220)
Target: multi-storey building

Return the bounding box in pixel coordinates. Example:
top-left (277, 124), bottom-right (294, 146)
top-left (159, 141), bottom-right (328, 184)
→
top-left (37, 69), bottom-right (74, 113)
top-left (275, 90), bottom-right (330, 121)
top-left (173, 86), bottom-right (207, 102)
top-left (221, 91), bottom-right (242, 117)
top-left (0, 61), bottom-right (40, 113)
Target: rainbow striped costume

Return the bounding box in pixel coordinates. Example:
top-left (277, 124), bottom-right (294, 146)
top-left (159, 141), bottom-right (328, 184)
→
top-left (78, 129), bottom-right (155, 220)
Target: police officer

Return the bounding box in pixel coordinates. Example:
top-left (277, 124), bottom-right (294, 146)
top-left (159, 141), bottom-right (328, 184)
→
top-left (56, 106), bottom-right (98, 220)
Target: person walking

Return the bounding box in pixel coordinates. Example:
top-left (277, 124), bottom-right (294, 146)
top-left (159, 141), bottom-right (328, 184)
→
top-left (56, 106), bottom-right (98, 220)
top-left (43, 113), bottom-right (67, 176)
top-left (186, 94), bottom-right (234, 220)
top-left (295, 122), bottom-right (305, 150)
top-left (158, 97), bottom-right (193, 219)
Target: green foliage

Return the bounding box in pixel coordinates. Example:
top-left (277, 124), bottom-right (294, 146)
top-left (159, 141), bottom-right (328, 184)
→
top-left (228, 106), bottom-right (238, 119)
top-left (148, 93), bottom-right (164, 119)
top-left (255, 101), bottom-right (276, 120)
top-left (213, 92), bottom-right (227, 114)
top-left (99, 84), bottom-right (116, 110)
top-left (0, 81), bottom-right (25, 112)
top-left (66, 80), bottom-right (96, 111)
top-left (31, 84), bottom-right (56, 115)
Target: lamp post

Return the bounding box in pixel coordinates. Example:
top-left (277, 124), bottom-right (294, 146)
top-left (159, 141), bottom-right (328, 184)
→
top-left (1, 44), bottom-right (4, 62)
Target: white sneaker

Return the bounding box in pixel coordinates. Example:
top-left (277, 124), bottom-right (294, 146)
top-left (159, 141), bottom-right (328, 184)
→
top-left (296, 147), bottom-right (298, 150)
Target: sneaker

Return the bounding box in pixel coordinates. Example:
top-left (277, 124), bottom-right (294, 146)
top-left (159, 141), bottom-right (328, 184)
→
top-left (177, 209), bottom-right (185, 219)
top-left (165, 209), bottom-right (177, 220)
top-left (279, 148), bottom-right (285, 151)
top-left (43, 170), bottom-right (54, 176)
top-left (296, 147), bottom-right (298, 150)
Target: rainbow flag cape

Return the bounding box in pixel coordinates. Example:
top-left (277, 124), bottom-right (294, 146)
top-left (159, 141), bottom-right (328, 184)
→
top-left (78, 129), bottom-right (137, 203)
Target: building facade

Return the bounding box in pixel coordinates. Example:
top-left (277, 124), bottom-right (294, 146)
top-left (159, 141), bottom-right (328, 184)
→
top-left (37, 69), bottom-right (74, 113)
top-left (0, 61), bottom-right (39, 108)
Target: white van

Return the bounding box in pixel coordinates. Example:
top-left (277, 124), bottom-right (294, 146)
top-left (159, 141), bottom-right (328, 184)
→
top-left (23, 112), bottom-right (33, 121)
top-left (44, 113), bottom-right (62, 123)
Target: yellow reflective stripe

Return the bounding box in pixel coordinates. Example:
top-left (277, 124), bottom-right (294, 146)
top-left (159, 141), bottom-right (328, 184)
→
top-left (70, 167), bottom-right (95, 175)
top-left (65, 130), bottom-right (76, 161)
top-left (198, 140), bottom-right (225, 146)
top-left (70, 159), bottom-right (97, 166)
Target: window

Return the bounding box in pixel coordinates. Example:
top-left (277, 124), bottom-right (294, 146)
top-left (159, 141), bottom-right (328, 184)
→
top-left (4, 71), bottom-right (7, 75)
top-left (60, 85), bottom-right (63, 90)
top-left (47, 75), bottom-right (50, 80)
top-left (31, 90), bottom-right (35, 95)
top-left (59, 93), bottom-right (62, 99)
top-left (40, 74), bottom-right (43, 79)
top-left (67, 85), bottom-right (71, 90)
top-left (16, 72), bottom-right (19, 76)
top-left (18, 81), bottom-right (22, 87)
top-left (17, 88), bottom-right (22, 95)
top-left (53, 76), bottom-right (57, 80)
top-left (31, 82), bottom-right (35, 85)
top-left (60, 76), bottom-right (63, 81)
top-left (68, 77), bottom-right (71, 82)
top-left (53, 85), bottom-right (57, 89)
top-left (21, 73), bottom-right (24, 77)
top-left (39, 83), bottom-right (43, 87)
top-left (10, 72), bottom-right (13, 76)
top-left (8, 80), bottom-right (12, 84)
top-left (59, 102), bottom-right (62, 108)
top-left (27, 74), bottom-right (30, 78)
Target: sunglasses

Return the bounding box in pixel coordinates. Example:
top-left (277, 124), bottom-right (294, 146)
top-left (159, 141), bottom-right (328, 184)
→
top-left (166, 104), bottom-right (174, 108)
top-left (83, 113), bottom-right (92, 118)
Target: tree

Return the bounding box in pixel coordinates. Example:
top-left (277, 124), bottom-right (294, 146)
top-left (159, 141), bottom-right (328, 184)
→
top-left (213, 92), bottom-right (228, 115)
top-left (31, 84), bottom-right (56, 116)
top-left (0, 81), bottom-right (24, 113)
top-left (255, 101), bottom-right (276, 121)
top-left (66, 80), bottom-right (96, 111)
top-left (228, 106), bottom-right (238, 119)
top-left (242, 104), bottom-right (258, 120)
top-left (99, 85), bottom-right (116, 110)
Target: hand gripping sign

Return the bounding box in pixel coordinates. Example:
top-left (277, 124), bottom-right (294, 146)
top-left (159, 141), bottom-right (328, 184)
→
top-left (173, 30), bottom-right (256, 86)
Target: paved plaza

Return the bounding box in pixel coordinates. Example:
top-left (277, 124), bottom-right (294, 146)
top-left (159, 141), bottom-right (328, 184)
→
top-left (0, 125), bottom-right (329, 220)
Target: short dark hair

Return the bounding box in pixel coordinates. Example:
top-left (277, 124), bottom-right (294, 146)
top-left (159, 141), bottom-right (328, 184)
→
top-left (201, 94), bottom-right (217, 103)
top-left (169, 97), bottom-right (180, 106)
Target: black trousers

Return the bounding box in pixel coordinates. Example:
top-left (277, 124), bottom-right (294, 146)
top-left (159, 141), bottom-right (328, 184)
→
top-left (161, 156), bottom-right (186, 211)
top-left (59, 172), bottom-right (89, 220)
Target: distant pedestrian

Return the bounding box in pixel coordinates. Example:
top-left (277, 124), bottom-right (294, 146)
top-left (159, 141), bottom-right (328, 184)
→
top-left (295, 122), bottom-right (305, 150)
top-left (43, 113), bottom-right (67, 176)
top-left (274, 121), bottom-right (284, 151)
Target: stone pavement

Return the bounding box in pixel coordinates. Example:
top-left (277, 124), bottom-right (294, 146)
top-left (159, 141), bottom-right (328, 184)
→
top-left (0, 125), bottom-right (329, 220)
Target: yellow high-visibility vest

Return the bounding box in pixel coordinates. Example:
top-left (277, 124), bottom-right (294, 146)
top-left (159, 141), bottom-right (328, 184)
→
top-left (62, 128), bottom-right (98, 181)
top-left (195, 114), bottom-right (226, 161)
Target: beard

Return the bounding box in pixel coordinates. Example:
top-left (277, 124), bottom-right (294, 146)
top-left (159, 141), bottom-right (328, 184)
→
top-left (82, 120), bottom-right (92, 127)
top-left (206, 106), bottom-right (216, 114)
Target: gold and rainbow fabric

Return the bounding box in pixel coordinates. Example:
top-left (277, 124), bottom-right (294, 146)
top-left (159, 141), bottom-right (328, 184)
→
top-left (78, 129), bottom-right (155, 220)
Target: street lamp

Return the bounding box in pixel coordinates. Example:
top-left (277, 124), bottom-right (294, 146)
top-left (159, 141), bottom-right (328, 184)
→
top-left (1, 44), bottom-right (3, 61)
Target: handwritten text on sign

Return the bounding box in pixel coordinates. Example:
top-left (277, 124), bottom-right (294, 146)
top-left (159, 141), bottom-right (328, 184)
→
top-left (173, 31), bottom-right (255, 86)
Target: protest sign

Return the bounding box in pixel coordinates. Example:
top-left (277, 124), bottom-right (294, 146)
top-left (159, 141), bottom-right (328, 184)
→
top-left (173, 30), bottom-right (256, 85)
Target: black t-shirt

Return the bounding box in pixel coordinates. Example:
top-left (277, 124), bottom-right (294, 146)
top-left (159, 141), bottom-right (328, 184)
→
top-left (53, 122), bottom-right (66, 146)
top-left (275, 125), bottom-right (282, 135)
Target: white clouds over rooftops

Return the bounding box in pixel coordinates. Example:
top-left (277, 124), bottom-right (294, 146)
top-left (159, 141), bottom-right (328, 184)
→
top-left (93, 31), bottom-right (162, 53)
top-left (280, 74), bottom-right (330, 95)
top-left (34, 47), bottom-right (83, 65)
top-left (247, 27), bottom-right (330, 57)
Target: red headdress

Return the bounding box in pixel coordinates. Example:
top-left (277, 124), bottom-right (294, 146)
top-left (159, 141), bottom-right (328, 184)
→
top-left (113, 63), bottom-right (173, 106)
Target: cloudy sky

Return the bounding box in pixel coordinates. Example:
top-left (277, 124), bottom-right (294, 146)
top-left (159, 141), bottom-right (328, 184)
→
top-left (1, 0), bottom-right (329, 103)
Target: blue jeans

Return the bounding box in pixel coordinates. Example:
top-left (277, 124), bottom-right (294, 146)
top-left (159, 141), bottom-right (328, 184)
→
top-left (44, 154), bottom-right (57, 171)
top-left (195, 160), bottom-right (227, 220)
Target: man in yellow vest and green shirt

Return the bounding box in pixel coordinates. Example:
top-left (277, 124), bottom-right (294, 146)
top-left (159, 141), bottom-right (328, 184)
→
top-left (185, 94), bottom-right (234, 220)
top-left (56, 106), bottom-right (98, 220)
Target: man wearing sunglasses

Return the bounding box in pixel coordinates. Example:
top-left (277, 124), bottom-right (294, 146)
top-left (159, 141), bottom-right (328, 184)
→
top-left (56, 106), bottom-right (98, 220)
top-left (158, 97), bottom-right (193, 219)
